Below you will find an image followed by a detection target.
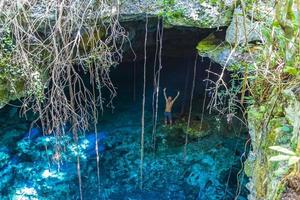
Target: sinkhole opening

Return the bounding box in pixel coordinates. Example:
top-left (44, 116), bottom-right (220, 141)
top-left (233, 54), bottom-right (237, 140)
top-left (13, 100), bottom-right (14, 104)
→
top-left (96, 20), bottom-right (251, 199)
top-left (0, 19), bottom-right (251, 200)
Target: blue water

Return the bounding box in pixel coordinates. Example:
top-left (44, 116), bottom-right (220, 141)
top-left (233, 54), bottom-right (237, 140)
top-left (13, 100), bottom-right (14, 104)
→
top-left (0, 101), bottom-right (249, 200)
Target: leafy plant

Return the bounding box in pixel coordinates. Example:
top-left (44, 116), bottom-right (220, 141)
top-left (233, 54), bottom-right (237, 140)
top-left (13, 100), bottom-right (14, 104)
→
top-left (269, 146), bottom-right (300, 167)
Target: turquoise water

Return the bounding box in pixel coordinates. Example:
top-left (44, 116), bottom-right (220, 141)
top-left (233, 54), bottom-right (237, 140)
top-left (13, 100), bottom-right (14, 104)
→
top-left (0, 99), bottom-right (249, 200)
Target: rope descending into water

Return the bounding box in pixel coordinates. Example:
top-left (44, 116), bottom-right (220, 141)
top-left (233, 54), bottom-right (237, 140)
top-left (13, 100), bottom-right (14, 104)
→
top-left (151, 18), bottom-right (160, 149)
top-left (152, 18), bottom-right (164, 151)
top-left (140, 13), bottom-right (148, 190)
top-left (133, 61), bottom-right (137, 102)
top-left (184, 53), bottom-right (198, 160)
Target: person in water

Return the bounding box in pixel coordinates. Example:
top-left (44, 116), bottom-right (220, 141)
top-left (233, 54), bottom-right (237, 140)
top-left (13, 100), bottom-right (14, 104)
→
top-left (163, 88), bottom-right (180, 125)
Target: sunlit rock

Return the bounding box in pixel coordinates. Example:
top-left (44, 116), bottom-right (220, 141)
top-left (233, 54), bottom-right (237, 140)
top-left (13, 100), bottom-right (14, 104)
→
top-left (120, 0), bottom-right (234, 28)
top-left (225, 7), bottom-right (263, 45)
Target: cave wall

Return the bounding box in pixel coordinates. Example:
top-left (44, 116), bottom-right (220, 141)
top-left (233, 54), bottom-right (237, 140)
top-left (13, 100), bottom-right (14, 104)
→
top-left (119, 0), bottom-right (234, 28)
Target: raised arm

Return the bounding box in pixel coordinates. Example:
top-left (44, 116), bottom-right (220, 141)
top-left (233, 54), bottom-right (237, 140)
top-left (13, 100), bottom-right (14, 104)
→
top-left (163, 88), bottom-right (167, 101)
top-left (172, 91), bottom-right (180, 103)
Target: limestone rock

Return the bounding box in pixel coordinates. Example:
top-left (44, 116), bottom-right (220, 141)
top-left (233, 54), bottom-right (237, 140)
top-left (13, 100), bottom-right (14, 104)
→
top-left (120, 0), bottom-right (234, 28)
top-left (197, 31), bottom-right (262, 69)
top-left (196, 32), bottom-right (236, 67)
top-left (225, 7), bottom-right (262, 45)
top-left (226, 8), bottom-right (262, 44)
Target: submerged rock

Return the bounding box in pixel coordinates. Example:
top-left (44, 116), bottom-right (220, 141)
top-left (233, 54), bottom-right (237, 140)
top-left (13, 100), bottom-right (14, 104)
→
top-left (163, 119), bottom-right (212, 147)
top-left (186, 120), bottom-right (211, 139)
top-left (0, 150), bottom-right (12, 194)
top-left (12, 186), bottom-right (39, 200)
top-left (23, 128), bottom-right (41, 140)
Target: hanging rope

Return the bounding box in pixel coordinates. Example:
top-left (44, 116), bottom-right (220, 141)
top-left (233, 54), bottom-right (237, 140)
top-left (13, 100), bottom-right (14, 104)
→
top-left (132, 42), bottom-right (137, 103)
top-left (140, 13), bottom-right (148, 190)
top-left (152, 18), bottom-right (164, 151)
top-left (133, 61), bottom-right (137, 102)
top-left (184, 53), bottom-right (198, 160)
top-left (151, 17), bottom-right (160, 148)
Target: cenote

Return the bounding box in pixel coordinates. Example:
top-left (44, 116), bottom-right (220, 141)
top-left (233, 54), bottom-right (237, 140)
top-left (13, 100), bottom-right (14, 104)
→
top-left (2, 1), bottom-right (297, 200)
top-left (0, 17), bottom-right (250, 200)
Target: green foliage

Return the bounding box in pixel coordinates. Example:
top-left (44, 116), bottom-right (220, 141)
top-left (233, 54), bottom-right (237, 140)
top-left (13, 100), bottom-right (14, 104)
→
top-left (163, 0), bottom-right (175, 6)
top-left (269, 146), bottom-right (300, 167)
top-left (0, 26), bottom-right (46, 106)
top-left (160, 0), bottom-right (231, 28)
top-left (198, 0), bottom-right (225, 7)
top-left (0, 28), bottom-right (26, 106)
top-left (160, 0), bottom-right (187, 26)
top-left (283, 65), bottom-right (299, 76)
top-left (246, 1), bottom-right (300, 194)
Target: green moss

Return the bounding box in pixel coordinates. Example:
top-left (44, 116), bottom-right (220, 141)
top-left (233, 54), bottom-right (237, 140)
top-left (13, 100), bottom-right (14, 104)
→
top-left (254, 161), bottom-right (268, 199)
top-left (79, 28), bottom-right (106, 51)
top-left (162, 120), bottom-right (211, 147)
top-left (196, 33), bottom-right (223, 53)
top-left (273, 180), bottom-right (286, 200)
top-left (163, 0), bottom-right (175, 6)
top-left (244, 159), bottom-right (253, 177)
top-left (15, 80), bottom-right (26, 94)
top-left (0, 88), bottom-right (7, 102)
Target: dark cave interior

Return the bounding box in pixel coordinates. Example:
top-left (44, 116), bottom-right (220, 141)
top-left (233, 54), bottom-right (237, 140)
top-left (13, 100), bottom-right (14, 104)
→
top-left (108, 19), bottom-right (230, 118)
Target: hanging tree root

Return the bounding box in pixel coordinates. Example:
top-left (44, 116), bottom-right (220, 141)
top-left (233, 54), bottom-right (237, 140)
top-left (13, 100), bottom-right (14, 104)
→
top-left (1, 1), bottom-right (130, 198)
top-left (1, 0), bottom-right (129, 145)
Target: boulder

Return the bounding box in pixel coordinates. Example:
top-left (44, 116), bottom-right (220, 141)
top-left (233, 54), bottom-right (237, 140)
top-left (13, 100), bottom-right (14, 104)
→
top-left (197, 32), bottom-right (261, 69)
top-left (225, 7), bottom-right (262, 45)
